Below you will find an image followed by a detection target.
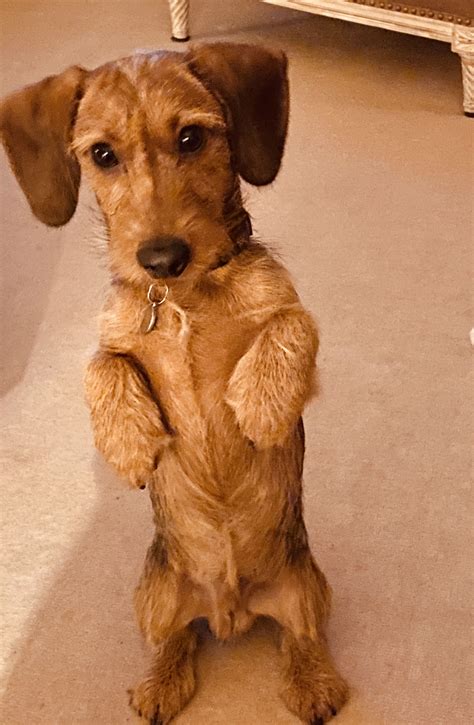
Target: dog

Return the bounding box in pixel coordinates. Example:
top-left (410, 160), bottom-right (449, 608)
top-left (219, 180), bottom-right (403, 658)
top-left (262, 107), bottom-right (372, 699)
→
top-left (0, 43), bottom-right (348, 724)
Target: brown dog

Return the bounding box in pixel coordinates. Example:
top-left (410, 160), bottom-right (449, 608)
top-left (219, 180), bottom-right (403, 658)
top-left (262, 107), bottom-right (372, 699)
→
top-left (0, 44), bottom-right (348, 723)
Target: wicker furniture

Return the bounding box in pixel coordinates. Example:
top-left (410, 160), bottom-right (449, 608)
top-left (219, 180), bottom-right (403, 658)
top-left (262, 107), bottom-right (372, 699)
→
top-left (166, 0), bottom-right (473, 115)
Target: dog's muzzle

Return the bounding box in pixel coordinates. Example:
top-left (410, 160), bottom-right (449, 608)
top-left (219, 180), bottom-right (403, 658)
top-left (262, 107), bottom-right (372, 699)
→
top-left (137, 237), bottom-right (191, 278)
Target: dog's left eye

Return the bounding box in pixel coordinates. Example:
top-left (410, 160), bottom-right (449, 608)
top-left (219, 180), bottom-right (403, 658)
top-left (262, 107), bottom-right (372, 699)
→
top-left (90, 142), bottom-right (119, 169)
top-left (178, 126), bottom-right (204, 154)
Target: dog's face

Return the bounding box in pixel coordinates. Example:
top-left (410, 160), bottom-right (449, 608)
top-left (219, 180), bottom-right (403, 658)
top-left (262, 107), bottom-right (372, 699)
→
top-left (74, 52), bottom-right (234, 288)
top-left (0, 44), bottom-right (289, 290)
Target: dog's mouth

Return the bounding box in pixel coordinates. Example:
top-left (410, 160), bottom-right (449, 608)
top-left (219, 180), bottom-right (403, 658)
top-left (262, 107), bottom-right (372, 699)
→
top-left (208, 251), bottom-right (234, 271)
top-left (135, 213), bottom-right (253, 283)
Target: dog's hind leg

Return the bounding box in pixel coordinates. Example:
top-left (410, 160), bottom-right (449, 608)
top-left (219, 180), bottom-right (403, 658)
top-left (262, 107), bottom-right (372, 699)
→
top-left (131, 532), bottom-right (202, 722)
top-left (249, 553), bottom-right (349, 723)
top-left (279, 627), bottom-right (348, 724)
top-left (128, 625), bottom-right (198, 724)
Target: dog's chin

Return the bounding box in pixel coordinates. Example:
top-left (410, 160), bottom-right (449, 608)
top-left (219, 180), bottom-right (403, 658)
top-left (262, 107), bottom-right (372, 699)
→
top-left (113, 245), bottom-right (235, 295)
top-left (141, 263), bottom-right (202, 296)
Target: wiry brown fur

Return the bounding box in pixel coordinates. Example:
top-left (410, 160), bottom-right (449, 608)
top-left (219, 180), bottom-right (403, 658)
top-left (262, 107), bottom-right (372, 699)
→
top-left (0, 44), bottom-right (348, 724)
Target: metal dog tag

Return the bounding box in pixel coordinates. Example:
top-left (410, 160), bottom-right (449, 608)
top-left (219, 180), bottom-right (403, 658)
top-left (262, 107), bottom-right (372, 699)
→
top-left (140, 283), bottom-right (169, 335)
top-left (141, 302), bottom-right (158, 334)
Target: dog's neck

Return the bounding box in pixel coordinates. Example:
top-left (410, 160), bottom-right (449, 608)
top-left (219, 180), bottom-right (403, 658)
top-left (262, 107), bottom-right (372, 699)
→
top-left (208, 174), bottom-right (252, 269)
top-left (224, 177), bottom-right (248, 236)
top-left (210, 209), bottom-right (252, 271)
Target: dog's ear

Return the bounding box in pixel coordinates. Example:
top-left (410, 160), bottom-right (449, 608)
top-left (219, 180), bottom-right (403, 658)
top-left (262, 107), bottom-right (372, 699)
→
top-left (0, 65), bottom-right (87, 227)
top-left (186, 43), bottom-right (289, 186)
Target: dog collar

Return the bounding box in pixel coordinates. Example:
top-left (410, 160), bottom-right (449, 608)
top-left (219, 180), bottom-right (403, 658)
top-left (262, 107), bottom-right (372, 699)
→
top-left (209, 212), bottom-right (253, 271)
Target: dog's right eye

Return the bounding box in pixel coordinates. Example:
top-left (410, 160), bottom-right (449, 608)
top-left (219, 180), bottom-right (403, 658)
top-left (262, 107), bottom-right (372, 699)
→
top-left (178, 126), bottom-right (204, 155)
top-left (90, 143), bottom-right (119, 169)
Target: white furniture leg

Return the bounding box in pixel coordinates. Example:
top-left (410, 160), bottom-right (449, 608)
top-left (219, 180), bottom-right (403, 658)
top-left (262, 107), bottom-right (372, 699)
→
top-left (168, 0), bottom-right (190, 42)
top-left (452, 27), bottom-right (474, 117)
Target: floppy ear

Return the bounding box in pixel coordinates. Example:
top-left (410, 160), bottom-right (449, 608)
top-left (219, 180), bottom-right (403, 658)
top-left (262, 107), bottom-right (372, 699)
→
top-left (186, 43), bottom-right (289, 186)
top-left (0, 65), bottom-right (87, 227)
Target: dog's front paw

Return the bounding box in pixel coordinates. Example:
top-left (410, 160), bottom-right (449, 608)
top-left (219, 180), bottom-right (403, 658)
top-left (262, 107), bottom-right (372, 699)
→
top-left (108, 447), bottom-right (162, 490)
top-left (226, 393), bottom-right (289, 448)
top-left (85, 349), bottom-right (173, 488)
top-left (124, 445), bottom-right (169, 490)
top-left (126, 462), bottom-right (156, 491)
top-left (101, 428), bottom-right (173, 489)
top-left (226, 308), bottom-right (317, 449)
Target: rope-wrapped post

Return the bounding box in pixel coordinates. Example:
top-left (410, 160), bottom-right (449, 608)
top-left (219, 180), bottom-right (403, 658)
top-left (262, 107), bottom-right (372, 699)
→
top-left (168, 0), bottom-right (190, 42)
top-left (452, 26), bottom-right (474, 117)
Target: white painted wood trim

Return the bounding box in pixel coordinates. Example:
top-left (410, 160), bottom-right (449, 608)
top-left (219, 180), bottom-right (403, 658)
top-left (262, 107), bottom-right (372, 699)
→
top-left (264, 0), bottom-right (474, 114)
top-left (452, 26), bottom-right (474, 114)
top-left (263, 0), bottom-right (456, 42)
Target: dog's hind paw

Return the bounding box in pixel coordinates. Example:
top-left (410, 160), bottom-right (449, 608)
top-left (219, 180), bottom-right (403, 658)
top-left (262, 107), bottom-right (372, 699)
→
top-left (310, 708), bottom-right (338, 725)
top-left (129, 627), bottom-right (197, 722)
top-left (128, 686), bottom-right (162, 723)
top-left (281, 670), bottom-right (347, 724)
top-left (280, 639), bottom-right (348, 724)
top-left (128, 657), bottom-right (195, 722)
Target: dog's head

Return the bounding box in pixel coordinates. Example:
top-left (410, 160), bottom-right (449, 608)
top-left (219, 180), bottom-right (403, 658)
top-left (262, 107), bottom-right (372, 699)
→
top-left (0, 44), bottom-right (288, 290)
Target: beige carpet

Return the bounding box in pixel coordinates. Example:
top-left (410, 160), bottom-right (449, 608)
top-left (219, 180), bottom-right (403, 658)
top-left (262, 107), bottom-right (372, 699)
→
top-left (0, 1), bottom-right (472, 724)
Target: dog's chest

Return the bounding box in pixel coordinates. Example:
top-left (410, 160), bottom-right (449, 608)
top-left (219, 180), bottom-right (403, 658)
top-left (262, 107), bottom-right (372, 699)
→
top-left (135, 298), bottom-right (254, 432)
top-left (101, 287), bottom-right (254, 435)
top-left (188, 310), bottom-right (255, 417)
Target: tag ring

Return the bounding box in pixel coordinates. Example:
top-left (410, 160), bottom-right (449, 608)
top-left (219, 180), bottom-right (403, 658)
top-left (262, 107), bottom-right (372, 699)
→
top-left (147, 283), bottom-right (169, 306)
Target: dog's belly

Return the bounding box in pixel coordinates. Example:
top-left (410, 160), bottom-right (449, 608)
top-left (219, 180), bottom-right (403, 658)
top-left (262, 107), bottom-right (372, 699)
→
top-left (135, 305), bottom-right (305, 639)
top-left (147, 428), bottom-right (303, 641)
top-left (153, 436), bottom-right (287, 570)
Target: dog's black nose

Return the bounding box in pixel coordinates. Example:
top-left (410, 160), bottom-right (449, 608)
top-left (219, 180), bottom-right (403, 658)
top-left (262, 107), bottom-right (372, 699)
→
top-left (136, 237), bottom-right (191, 278)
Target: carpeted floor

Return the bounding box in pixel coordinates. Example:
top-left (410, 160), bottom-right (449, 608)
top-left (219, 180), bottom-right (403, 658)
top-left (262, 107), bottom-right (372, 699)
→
top-left (0, 1), bottom-right (472, 724)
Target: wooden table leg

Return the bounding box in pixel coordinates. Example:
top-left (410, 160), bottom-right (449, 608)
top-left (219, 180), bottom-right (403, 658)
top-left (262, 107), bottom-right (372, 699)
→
top-left (168, 0), bottom-right (190, 42)
top-left (452, 27), bottom-right (474, 117)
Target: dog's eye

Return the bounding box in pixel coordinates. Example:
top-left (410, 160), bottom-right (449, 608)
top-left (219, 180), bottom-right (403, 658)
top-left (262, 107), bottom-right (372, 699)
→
top-left (91, 143), bottom-right (119, 169)
top-left (178, 125), bottom-right (204, 154)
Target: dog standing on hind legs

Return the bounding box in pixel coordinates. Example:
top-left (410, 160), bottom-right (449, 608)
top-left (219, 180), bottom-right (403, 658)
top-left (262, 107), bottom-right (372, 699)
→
top-left (0, 43), bottom-right (349, 723)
